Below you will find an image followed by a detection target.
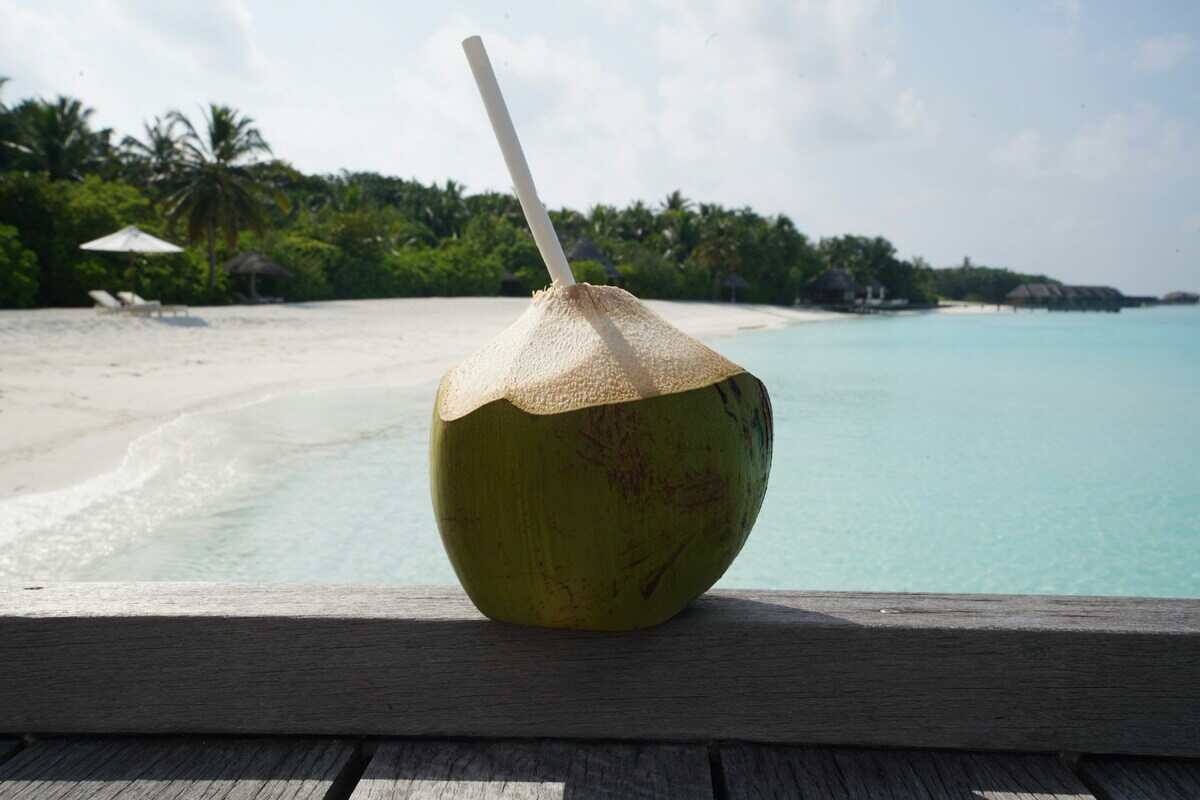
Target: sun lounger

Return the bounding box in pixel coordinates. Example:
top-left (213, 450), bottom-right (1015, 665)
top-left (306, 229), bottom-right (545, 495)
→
top-left (90, 290), bottom-right (187, 317)
top-left (89, 290), bottom-right (147, 315)
top-left (117, 292), bottom-right (161, 309)
top-left (116, 291), bottom-right (190, 317)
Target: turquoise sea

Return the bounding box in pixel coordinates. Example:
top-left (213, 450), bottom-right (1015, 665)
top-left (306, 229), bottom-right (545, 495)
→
top-left (2, 306), bottom-right (1197, 597)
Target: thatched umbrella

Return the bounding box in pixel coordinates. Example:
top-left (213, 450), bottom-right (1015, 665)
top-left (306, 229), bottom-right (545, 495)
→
top-left (80, 225), bottom-right (183, 294)
top-left (224, 252), bottom-right (292, 301)
top-left (721, 273), bottom-right (751, 303)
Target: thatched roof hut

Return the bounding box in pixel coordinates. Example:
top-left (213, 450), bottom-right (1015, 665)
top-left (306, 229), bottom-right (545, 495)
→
top-left (566, 236), bottom-right (621, 284)
top-left (805, 268), bottom-right (860, 306)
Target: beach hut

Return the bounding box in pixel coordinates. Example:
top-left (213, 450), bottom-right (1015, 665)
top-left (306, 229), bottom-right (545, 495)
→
top-left (805, 268), bottom-right (860, 307)
top-left (565, 236), bottom-right (621, 285)
top-left (224, 252), bottom-right (292, 303)
top-left (721, 273), bottom-right (751, 303)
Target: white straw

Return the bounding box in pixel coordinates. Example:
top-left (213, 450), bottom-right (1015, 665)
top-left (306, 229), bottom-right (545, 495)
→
top-left (462, 35), bottom-right (575, 287)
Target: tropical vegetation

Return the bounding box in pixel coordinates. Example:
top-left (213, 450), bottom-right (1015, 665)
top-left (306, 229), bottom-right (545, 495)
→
top-left (0, 82), bottom-right (1056, 309)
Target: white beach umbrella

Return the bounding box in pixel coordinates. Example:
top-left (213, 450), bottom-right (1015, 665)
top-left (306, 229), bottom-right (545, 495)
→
top-left (80, 225), bottom-right (184, 294)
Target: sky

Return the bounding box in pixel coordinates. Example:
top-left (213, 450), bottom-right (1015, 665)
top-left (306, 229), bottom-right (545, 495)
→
top-left (1, 0), bottom-right (1197, 294)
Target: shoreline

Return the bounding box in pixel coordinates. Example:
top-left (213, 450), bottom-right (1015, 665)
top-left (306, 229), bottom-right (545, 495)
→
top-left (0, 296), bottom-right (876, 500)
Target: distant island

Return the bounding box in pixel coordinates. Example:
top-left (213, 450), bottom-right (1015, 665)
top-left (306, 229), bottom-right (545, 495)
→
top-left (0, 85), bottom-right (1191, 311)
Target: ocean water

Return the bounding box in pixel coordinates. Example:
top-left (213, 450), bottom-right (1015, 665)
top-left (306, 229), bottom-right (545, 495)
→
top-left (2, 306), bottom-right (1197, 596)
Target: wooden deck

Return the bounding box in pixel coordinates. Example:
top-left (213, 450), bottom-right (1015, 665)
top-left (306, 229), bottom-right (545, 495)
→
top-left (2, 737), bottom-right (1199, 798)
top-left (2, 583), bottom-right (1198, 797)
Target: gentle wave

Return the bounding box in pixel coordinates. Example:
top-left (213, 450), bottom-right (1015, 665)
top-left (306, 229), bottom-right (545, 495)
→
top-left (0, 400), bottom-right (275, 581)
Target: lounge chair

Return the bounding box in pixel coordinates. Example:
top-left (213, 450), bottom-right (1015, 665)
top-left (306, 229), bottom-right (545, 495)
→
top-left (117, 291), bottom-right (161, 309)
top-left (89, 290), bottom-right (150, 315)
top-left (116, 291), bottom-right (189, 317)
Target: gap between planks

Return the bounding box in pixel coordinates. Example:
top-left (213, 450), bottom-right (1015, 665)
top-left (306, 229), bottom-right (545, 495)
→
top-left (1077, 756), bottom-right (1200, 800)
top-left (718, 744), bottom-right (1098, 800)
top-left (0, 737), bottom-right (357, 800)
top-left (0, 737), bottom-right (1198, 799)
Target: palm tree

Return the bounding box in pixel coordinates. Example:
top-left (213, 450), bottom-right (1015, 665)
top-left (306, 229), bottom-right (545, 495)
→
top-left (0, 77), bottom-right (16, 171)
top-left (121, 116), bottom-right (183, 189)
top-left (421, 179), bottom-right (467, 238)
top-left (588, 204), bottom-right (619, 238)
top-left (618, 200), bottom-right (654, 242)
top-left (11, 96), bottom-right (104, 179)
top-left (164, 104), bottom-right (280, 295)
top-left (661, 190), bottom-right (693, 213)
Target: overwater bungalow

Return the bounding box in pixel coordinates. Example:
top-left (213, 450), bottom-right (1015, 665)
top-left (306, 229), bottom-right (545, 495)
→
top-left (1122, 295), bottom-right (1160, 308)
top-left (1006, 283), bottom-right (1125, 312)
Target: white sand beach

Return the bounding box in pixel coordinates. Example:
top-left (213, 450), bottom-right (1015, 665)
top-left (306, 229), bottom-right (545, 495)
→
top-left (0, 296), bottom-right (849, 499)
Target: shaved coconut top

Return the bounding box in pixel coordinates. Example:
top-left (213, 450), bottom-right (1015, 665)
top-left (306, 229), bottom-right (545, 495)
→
top-left (438, 283), bottom-right (745, 420)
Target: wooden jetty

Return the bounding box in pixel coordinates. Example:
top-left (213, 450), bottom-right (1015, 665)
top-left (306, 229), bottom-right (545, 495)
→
top-left (2, 583), bottom-right (1198, 798)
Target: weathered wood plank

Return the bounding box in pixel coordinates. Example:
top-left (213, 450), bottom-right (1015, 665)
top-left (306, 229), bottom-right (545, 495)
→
top-left (350, 740), bottom-right (712, 799)
top-left (720, 745), bottom-right (1095, 799)
top-left (1078, 756), bottom-right (1200, 800)
top-left (0, 737), bottom-right (355, 799)
top-left (1, 584), bottom-right (1198, 756)
top-left (0, 742), bottom-right (16, 766)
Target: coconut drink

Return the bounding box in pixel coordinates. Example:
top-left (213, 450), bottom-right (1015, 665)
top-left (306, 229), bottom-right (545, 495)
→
top-left (431, 37), bottom-right (773, 631)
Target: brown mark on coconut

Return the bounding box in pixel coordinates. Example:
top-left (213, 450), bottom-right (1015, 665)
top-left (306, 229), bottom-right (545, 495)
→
top-left (665, 472), bottom-right (726, 509)
top-left (577, 404), bottom-right (651, 500)
top-left (713, 381), bottom-right (739, 423)
top-left (640, 531), bottom-right (702, 600)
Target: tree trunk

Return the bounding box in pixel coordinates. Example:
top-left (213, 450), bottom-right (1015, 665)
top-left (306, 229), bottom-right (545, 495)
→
top-left (206, 222), bottom-right (216, 297)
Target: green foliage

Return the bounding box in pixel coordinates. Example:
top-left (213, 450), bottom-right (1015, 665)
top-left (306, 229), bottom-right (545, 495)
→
top-left (401, 241), bottom-right (504, 297)
top-left (265, 234), bottom-right (336, 301)
top-left (616, 247), bottom-right (682, 299)
top-left (0, 82), bottom-right (1066, 310)
top-left (930, 258), bottom-right (1060, 304)
top-left (164, 104), bottom-right (279, 296)
top-left (571, 259), bottom-right (612, 285)
top-left (0, 174), bottom-right (158, 305)
top-left (816, 234), bottom-right (936, 304)
top-left (0, 223), bottom-right (38, 307)
top-left (7, 96), bottom-right (111, 180)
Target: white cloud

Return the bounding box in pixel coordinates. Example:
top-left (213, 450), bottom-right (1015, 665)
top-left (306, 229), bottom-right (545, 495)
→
top-left (1062, 105), bottom-right (1195, 182)
top-left (652, 0), bottom-right (937, 158)
top-left (1053, 0), bottom-right (1082, 22)
top-left (344, 1), bottom-right (937, 213)
top-left (998, 107), bottom-right (1198, 185)
top-left (991, 130), bottom-right (1045, 176)
top-left (1133, 33), bottom-right (1194, 74)
top-left (0, 0), bottom-right (274, 133)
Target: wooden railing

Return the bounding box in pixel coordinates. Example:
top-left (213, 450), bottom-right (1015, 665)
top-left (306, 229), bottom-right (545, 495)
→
top-left (1, 584), bottom-right (1197, 757)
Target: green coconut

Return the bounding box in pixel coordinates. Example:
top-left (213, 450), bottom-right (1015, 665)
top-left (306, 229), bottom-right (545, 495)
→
top-left (430, 282), bottom-right (772, 630)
